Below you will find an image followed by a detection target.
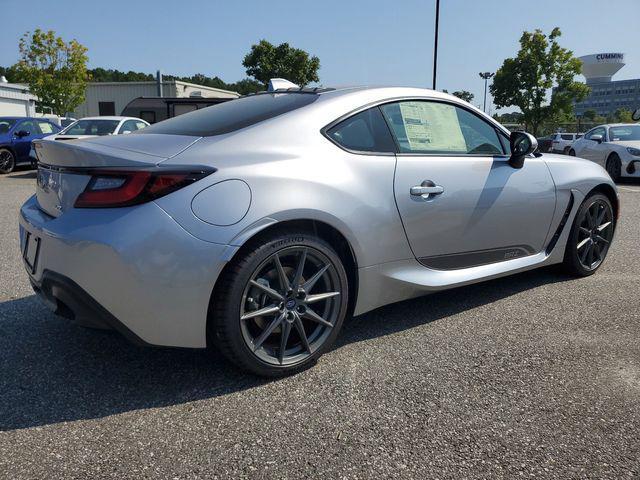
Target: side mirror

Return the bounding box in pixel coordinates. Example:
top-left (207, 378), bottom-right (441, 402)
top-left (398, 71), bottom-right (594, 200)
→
top-left (590, 134), bottom-right (603, 144)
top-left (633, 108), bottom-right (640, 122)
top-left (509, 131), bottom-right (537, 168)
top-left (15, 130), bottom-right (30, 138)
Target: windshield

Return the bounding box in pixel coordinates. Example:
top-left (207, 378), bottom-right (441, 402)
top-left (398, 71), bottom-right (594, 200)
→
top-left (0, 118), bottom-right (17, 134)
top-left (63, 119), bottom-right (120, 136)
top-left (139, 93), bottom-right (320, 137)
top-left (609, 125), bottom-right (640, 141)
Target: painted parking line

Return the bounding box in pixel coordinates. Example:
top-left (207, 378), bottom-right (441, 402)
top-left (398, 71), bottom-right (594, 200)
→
top-left (618, 186), bottom-right (640, 193)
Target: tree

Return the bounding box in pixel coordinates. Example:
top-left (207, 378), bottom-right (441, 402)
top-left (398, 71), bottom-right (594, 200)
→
top-left (613, 108), bottom-right (633, 123)
top-left (243, 40), bottom-right (320, 87)
top-left (15, 29), bottom-right (89, 115)
top-left (490, 28), bottom-right (589, 136)
top-left (582, 109), bottom-right (597, 121)
top-left (451, 90), bottom-right (474, 103)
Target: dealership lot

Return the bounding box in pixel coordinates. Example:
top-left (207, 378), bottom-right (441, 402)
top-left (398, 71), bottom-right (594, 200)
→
top-left (0, 171), bottom-right (639, 479)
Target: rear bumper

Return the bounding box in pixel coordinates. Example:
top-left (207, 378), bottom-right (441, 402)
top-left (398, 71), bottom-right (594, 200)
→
top-left (19, 195), bottom-right (236, 348)
top-left (30, 271), bottom-right (151, 346)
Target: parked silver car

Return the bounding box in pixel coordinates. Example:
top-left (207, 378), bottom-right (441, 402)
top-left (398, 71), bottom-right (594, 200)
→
top-left (20, 86), bottom-right (618, 376)
top-left (569, 123), bottom-right (640, 181)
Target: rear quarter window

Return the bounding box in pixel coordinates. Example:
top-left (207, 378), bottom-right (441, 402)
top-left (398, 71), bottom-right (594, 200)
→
top-left (138, 93), bottom-right (319, 137)
top-left (325, 107), bottom-right (396, 153)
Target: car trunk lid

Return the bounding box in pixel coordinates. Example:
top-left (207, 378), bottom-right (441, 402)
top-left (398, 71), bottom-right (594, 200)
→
top-left (33, 134), bottom-right (201, 217)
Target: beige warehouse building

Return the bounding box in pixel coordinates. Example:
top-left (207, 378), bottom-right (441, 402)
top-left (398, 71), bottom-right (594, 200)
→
top-left (73, 79), bottom-right (239, 118)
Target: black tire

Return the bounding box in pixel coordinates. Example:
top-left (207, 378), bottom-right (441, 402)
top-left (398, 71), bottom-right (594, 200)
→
top-left (605, 154), bottom-right (622, 183)
top-left (0, 148), bottom-right (15, 174)
top-left (569, 149), bottom-right (576, 156)
top-left (210, 229), bottom-right (349, 377)
top-left (562, 193), bottom-right (615, 277)
top-left (563, 146), bottom-right (571, 155)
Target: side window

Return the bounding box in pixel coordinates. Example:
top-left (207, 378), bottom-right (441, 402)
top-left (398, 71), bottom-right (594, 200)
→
top-left (134, 121), bottom-right (148, 130)
top-left (119, 120), bottom-right (138, 133)
top-left (37, 121), bottom-right (56, 135)
top-left (586, 127), bottom-right (606, 141)
top-left (139, 111), bottom-right (156, 124)
top-left (99, 101), bottom-right (116, 116)
top-left (16, 120), bottom-right (37, 136)
top-left (325, 107), bottom-right (396, 153)
top-left (379, 101), bottom-right (504, 155)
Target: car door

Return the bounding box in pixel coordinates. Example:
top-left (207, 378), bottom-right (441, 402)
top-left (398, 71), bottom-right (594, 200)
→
top-left (383, 100), bottom-right (556, 268)
top-left (11, 119), bottom-right (39, 161)
top-left (580, 127), bottom-right (608, 165)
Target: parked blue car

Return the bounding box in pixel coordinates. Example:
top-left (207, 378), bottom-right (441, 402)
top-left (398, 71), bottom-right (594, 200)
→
top-left (0, 117), bottom-right (61, 174)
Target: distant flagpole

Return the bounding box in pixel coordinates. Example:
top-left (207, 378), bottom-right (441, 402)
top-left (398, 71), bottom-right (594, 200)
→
top-left (432, 0), bottom-right (440, 90)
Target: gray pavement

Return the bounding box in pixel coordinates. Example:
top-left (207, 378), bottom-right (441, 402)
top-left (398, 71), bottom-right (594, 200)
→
top-left (1, 168), bottom-right (639, 479)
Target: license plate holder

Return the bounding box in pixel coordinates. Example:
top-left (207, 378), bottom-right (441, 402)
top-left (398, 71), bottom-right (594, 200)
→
top-left (23, 232), bottom-right (41, 275)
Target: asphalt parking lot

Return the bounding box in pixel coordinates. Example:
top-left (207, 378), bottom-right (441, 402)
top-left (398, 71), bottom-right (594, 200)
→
top-left (1, 169), bottom-right (639, 479)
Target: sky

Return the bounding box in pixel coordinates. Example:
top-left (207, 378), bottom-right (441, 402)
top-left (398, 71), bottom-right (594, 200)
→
top-left (1, 0), bottom-right (639, 113)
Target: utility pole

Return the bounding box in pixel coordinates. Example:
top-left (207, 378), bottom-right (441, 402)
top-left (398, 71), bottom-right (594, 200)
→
top-left (432, 0), bottom-right (440, 90)
top-left (478, 71), bottom-right (494, 113)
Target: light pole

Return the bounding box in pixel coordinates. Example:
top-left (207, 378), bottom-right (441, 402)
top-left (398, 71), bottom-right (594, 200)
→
top-left (432, 0), bottom-right (440, 90)
top-left (479, 71), bottom-right (494, 113)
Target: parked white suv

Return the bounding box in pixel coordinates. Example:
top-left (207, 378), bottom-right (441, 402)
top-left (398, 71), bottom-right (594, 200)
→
top-left (551, 132), bottom-right (582, 154)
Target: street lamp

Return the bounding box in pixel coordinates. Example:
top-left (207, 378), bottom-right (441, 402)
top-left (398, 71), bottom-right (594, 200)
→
top-left (432, 0), bottom-right (440, 90)
top-left (479, 72), bottom-right (494, 113)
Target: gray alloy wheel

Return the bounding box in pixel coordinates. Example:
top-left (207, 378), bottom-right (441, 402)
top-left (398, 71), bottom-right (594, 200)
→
top-left (563, 193), bottom-right (614, 276)
top-left (240, 246), bottom-right (342, 366)
top-left (211, 230), bottom-right (349, 376)
top-left (0, 148), bottom-right (15, 174)
top-left (606, 154), bottom-right (622, 183)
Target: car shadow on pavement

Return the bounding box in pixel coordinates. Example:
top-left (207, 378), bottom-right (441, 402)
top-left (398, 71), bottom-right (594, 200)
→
top-left (6, 171), bottom-right (37, 180)
top-left (0, 267), bottom-right (572, 431)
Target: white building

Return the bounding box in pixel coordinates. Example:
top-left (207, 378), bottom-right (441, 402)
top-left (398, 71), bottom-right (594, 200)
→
top-left (73, 79), bottom-right (239, 118)
top-left (0, 76), bottom-right (37, 116)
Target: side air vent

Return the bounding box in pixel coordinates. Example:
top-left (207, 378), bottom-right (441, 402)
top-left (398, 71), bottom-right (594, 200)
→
top-left (545, 192), bottom-right (574, 255)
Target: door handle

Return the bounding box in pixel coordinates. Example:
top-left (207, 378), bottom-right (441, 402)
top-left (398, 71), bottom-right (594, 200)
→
top-left (410, 181), bottom-right (444, 199)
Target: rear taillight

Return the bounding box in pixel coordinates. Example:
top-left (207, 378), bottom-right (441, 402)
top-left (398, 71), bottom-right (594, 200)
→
top-left (74, 169), bottom-right (213, 208)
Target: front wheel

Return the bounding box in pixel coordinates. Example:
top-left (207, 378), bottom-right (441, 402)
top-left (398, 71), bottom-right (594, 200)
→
top-left (562, 193), bottom-right (615, 276)
top-left (0, 148), bottom-right (15, 174)
top-left (606, 154), bottom-right (622, 183)
top-left (210, 230), bottom-right (349, 377)
top-left (568, 149), bottom-right (576, 156)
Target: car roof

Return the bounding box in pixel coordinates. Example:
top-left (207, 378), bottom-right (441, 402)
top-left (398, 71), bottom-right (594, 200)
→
top-left (73, 116), bottom-right (141, 121)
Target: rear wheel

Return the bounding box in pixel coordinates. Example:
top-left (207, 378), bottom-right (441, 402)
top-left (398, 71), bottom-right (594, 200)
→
top-left (0, 148), bottom-right (15, 174)
top-left (606, 154), bottom-right (622, 182)
top-left (211, 230), bottom-right (349, 377)
top-left (563, 146), bottom-right (571, 155)
top-left (562, 193), bottom-right (614, 276)
top-left (569, 149), bottom-right (576, 156)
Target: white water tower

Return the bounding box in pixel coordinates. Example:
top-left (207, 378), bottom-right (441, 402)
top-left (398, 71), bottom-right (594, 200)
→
top-left (579, 53), bottom-right (625, 84)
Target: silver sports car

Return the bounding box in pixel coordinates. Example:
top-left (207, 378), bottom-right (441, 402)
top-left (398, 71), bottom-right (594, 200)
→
top-left (569, 123), bottom-right (640, 182)
top-left (20, 86), bottom-right (618, 376)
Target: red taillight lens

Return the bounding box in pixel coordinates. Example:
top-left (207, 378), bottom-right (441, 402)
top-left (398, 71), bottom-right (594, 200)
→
top-left (74, 169), bottom-right (213, 208)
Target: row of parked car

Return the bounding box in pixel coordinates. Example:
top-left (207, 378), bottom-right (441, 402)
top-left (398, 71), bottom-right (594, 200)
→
top-left (0, 115), bottom-right (149, 174)
top-left (537, 121), bottom-right (640, 182)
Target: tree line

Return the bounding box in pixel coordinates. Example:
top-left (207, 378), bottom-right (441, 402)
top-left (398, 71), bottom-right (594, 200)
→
top-left (0, 31), bottom-right (321, 115)
top-left (3, 26), bottom-right (630, 134)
